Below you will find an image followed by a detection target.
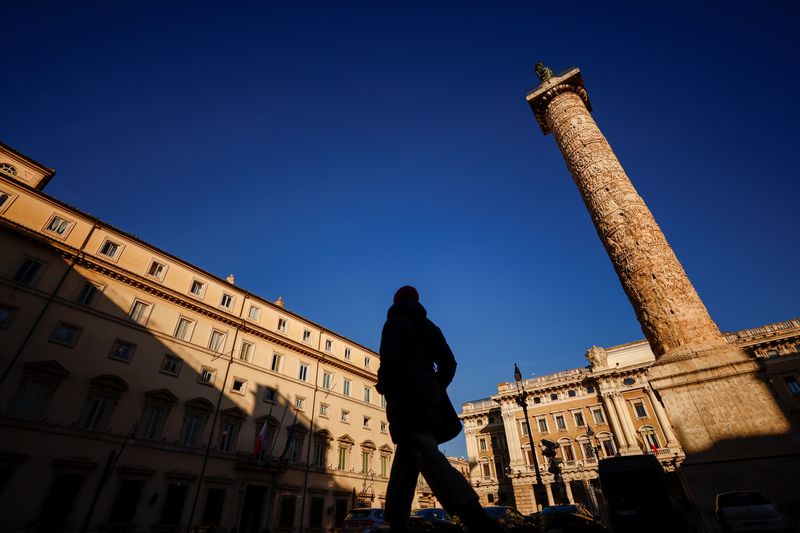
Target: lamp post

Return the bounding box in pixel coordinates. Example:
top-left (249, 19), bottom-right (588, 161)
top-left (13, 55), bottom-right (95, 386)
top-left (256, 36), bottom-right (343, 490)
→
top-left (586, 425), bottom-right (601, 461)
top-left (513, 363), bottom-right (546, 510)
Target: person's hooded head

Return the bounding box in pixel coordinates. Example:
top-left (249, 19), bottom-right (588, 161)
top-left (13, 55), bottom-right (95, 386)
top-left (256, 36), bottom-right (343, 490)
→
top-left (393, 285), bottom-right (419, 304)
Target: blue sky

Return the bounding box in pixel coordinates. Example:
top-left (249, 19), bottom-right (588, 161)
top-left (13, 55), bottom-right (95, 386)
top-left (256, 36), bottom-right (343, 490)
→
top-left (5, 1), bottom-right (799, 456)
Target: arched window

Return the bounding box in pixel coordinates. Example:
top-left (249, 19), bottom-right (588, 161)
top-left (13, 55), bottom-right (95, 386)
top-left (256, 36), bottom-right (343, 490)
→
top-left (558, 438), bottom-right (575, 463)
top-left (0, 162), bottom-right (17, 177)
top-left (360, 440), bottom-right (376, 474)
top-left (181, 398), bottom-right (214, 447)
top-left (378, 444), bottom-right (393, 477)
top-left (337, 435), bottom-right (354, 470)
top-left (596, 431), bottom-right (616, 457)
top-left (78, 375), bottom-right (128, 431)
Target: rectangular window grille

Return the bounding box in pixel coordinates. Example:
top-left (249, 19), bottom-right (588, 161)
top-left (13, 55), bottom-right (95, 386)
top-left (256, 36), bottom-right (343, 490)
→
top-left (363, 387), bottom-right (371, 403)
top-left (208, 331), bottom-right (226, 352)
top-left (248, 305), bottom-right (260, 320)
top-left (147, 261), bottom-right (166, 279)
top-left (76, 282), bottom-right (99, 306)
top-left (634, 402), bottom-right (648, 418)
top-left (109, 339), bottom-right (136, 362)
top-left (555, 415), bottom-right (567, 430)
top-left (298, 363), bottom-right (309, 381)
top-left (343, 379), bottom-right (351, 396)
top-left (341, 410), bottom-right (349, 423)
top-left (264, 387), bottom-right (277, 402)
top-left (344, 348), bottom-right (351, 360)
top-left (303, 329), bottom-right (312, 343)
top-left (199, 368), bottom-right (215, 385)
top-left (129, 300), bottom-right (150, 324)
top-left (239, 341), bottom-right (253, 362)
top-left (13, 258), bottom-right (43, 286)
top-left (325, 339), bottom-right (333, 352)
top-left (277, 318), bottom-right (287, 332)
top-left (220, 293), bottom-right (234, 308)
top-left (593, 409), bottom-right (605, 424)
top-left (189, 280), bottom-right (205, 296)
top-left (99, 240), bottom-right (120, 258)
top-left (322, 372), bottom-right (332, 389)
top-left (271, 353), bottom-right (282, 372)
top-left (574, 411), bottom-right (585, 427)
top-left (50, 322), bottom-right (81, 347)
top-left (538, 418), bottom-right (548, 433)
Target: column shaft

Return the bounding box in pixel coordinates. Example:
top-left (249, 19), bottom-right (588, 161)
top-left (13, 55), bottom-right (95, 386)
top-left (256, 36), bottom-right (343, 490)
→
top-left (646, 387), bottom-right (679, 446)
top-left (601, 394), bottom-right (628, 451)
top-left (613, 393), bottom-right (639, 451)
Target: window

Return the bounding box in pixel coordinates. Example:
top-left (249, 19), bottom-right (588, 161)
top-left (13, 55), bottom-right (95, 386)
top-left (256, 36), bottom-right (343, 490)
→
top-left (99, 239), bottom-right (121, 259)
top-left (239, 341), bottom-right (254, 362)
top-left (520, 421), bottom-right (529, 436)
top-left (160, 354), bottom-right (182, 376)
top-left (586, 386), bottom-right (595, 394)
top-left (338, 447), bottom-right (349, 470)
top-left (295, 396), bottom-right (305, 410)
top-left (247, 305), bottom-right (260, 321)
top-left (320, 403), bottom-right (329, 416)
top-left (220, 293), bottom-right (234, 309)
top-left (8, 362), bottom-right (66, 421)
top-left (593, 409), bottom-right (605, 424)
top-left (0, 303), bottom-right (16, 328)
top-left (109, 339), bottom-right (136, 363)
top-left (231, 378), bottom-right (246, 394)
top-left (0, 162), bottom-right (17, 176)
top-left (322, 371), bottom-right (333, 389)
top-left (482, 463), bottom-right (491, 479)
top-left (298, 363), bottom-right (309, 381)
top-left (784, 375), bottom-right (800, 396)
top-left (277, 317), bottom-right (287, 332)
top-left (343, 379), bottom-right (351, 396)
top-left (309, 496), bottom-right (324, 528)
top-left (180, 404), bottom-right (209, 447)
top-left (76, 281), bottom-right (99, 306)
top-left (128, 300), bottom-right (151, 325)
top-left (341, 410), bottom-right (350, 423)
top-left (201, 488), bottom-right (226, 527)
top-left (208, 330), bottom-right (226, 352)
top-left (550, 393), bottom-right (559, 401)
top-left (189, 280), bottom-right (205, 297)
top-left (487, 493), bottom-right (495, 503)
top-left (364, 356), bottom-right (371, 369)
top-left (219, 421), bottom-right (239, 452)
top-left (0, 190), bottom-right (11, 211)
top-left (344, 347), bottom-right (351, 360)
top-left (363, 386), bottom-right (371, 403)
top-left (573, 411), bottom-right (586, 427)
top-left (79, 376), bottom-right (126, 431)
top-left (199, 367), bottom-right (216, 385)
top-left (45, 215), bottom-right (71, 236)
top-left (313, 438), bottom-right (328, 468)
top-left (140, 404), bottom-right (167, 440)
top-left (13, 258), bottom-right (43, 286)
top-left (555, 415), bottom-right (567, 430)
top-left (361, 451), bottom-right (371, 473)
top-left (108, 479), bottom-right (143, 524)
top-left (325, 339), bottom-right (333, 352)
top-left (568, 389), bottom-right (577, 397)
top-left (303, 329), bottom-right (312, 343)
top-left (50, 322), bottom-right (81, 347)
top-left (380, 421), bottom-right (387, 433)
top-left (159, 483), bottom-right (189, 526)
top-left (363, 416), bottom-right (370, 428)
top-left (633, 401), bottom-right (648, 418)
top-left (562, 443), bottom-right (575, 462)
top-left (623, 377), bottom-right (636, 386)
top-left (270, 353), bottom-right (282, 372)
top-left (380, 455), bottom-right (388, 477)
top-left (582, 441), bottom-right (595, 460)
top-left (278, 495), bottom-right (296, 529)
top-left (380, 395), bottom-right (387, 409)
top-left (147, 260), bottom-right (167, 280)
top-left (538, 418), bottom-right (548, 433)
top-left (175, 317), bottom-right (194, 341)
top-left (264, 387), bottom-right (277, 402)
top-left (479, 437), bottom-right (487, 451)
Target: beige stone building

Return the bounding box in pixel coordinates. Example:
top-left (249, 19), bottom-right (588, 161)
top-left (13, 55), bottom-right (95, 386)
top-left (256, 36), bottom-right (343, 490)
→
top-left (461, 319), bottom-right (800, 518)
top-left (412, 457), bottom-right (470, 510)
top-left (0, 143), bottom-right (395, 532)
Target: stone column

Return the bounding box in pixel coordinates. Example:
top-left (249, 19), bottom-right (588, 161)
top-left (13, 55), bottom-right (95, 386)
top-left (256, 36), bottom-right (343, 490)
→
top-left (564, 480), bottom-right (575, 503)
top-left (530, 485), bottom-right (540, 512)
top-left (501, 407), bottom-right (525, 467)
top-left (645, 386), bottom-right (679, 447)
top-left (613, 393), bottom-right (640, 452)
top-left (544, 483), bottom-right (555, 506)
top-left (526, 68), bottom-right (726, 361)
top-left (464, 427), bottom-right (480, 479)
top-left (601, 393), bottom-right (628, 451)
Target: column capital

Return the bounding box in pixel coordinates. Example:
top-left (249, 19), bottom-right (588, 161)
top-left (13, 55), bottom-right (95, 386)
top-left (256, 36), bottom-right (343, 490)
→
top-left (525, 67), bottom-right (591, 135)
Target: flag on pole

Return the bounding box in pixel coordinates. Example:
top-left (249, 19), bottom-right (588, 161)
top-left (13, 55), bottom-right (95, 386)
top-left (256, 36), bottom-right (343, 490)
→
top-left (252, 403), bottom-right (274, 460)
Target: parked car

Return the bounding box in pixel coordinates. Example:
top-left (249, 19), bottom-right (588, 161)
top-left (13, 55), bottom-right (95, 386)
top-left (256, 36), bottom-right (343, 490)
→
top-left (342, 508), bottom-right (388, 532)
top-left (715, 491), bottom-right (795, 533)
top-left (539, 504), bottom-right (608, 532)
top-left (413, 508), bottom-right (463, 532)
top-left (482, 506), bottom-right (531, 532)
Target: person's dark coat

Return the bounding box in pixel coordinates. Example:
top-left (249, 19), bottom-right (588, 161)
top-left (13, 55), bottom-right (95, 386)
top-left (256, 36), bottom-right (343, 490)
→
top-left (376, 299), bottom-right (462, 444)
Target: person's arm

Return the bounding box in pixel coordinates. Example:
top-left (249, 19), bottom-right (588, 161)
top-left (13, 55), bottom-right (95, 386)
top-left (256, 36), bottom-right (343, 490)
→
top-left (431, 325), bottom-right (457, 388)
top-left (377, 321), bottom-right (399, 395)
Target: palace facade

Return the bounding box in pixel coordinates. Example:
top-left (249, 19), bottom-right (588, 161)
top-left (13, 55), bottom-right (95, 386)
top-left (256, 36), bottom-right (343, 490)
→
top-left (461, 320), bottom-right (800, 517)
top-left (0, 143), bottom-right (393, 532)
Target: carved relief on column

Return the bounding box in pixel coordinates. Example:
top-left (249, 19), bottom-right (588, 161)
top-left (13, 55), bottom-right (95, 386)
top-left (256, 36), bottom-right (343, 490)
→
top-left (644, 386), bottom-right (679, 447)
top-left (527, 70), bottom-right (726, 360)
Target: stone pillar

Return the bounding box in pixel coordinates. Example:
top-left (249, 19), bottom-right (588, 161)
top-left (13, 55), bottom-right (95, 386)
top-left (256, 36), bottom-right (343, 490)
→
top-left (530, 484), bottom-right (540, 512)
top-left (501, 407), bottom-right (525, 467)
top-left (544, 483), bottom-right (555, 506)
top-left (526, 68), bottom-right (726, 361)
top-left (645, 386), bottom-right (679, 447)
top-left (464, 426), bottom-right (481, 479)
top-left (564, 480), bottom-right (575, 503)
top-left (612, 393), bottom-right (640, 452)
top-left (601, 393), bottom-right (628, 451)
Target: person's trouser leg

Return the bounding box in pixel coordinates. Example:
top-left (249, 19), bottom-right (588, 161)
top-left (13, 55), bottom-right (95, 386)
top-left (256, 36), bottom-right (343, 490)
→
top-left (384, 441), bottom-right (420, 529)
top-left (409, 431), bottom-right (476, 512)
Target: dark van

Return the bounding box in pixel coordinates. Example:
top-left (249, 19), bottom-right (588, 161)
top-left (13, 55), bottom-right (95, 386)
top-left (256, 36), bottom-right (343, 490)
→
top-left (598, 454), bottom-right (687, 532)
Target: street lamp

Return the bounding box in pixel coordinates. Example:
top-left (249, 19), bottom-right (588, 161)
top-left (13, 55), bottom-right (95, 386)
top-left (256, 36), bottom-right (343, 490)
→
top-left (586, 425), bottom-right (601, 460)
top-left (513, 363), bottom-right (546, 511)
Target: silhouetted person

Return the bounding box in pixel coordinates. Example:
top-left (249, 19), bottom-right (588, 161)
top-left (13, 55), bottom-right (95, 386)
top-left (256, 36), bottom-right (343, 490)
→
top-left (377, 286), bottom-right (501, 532)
